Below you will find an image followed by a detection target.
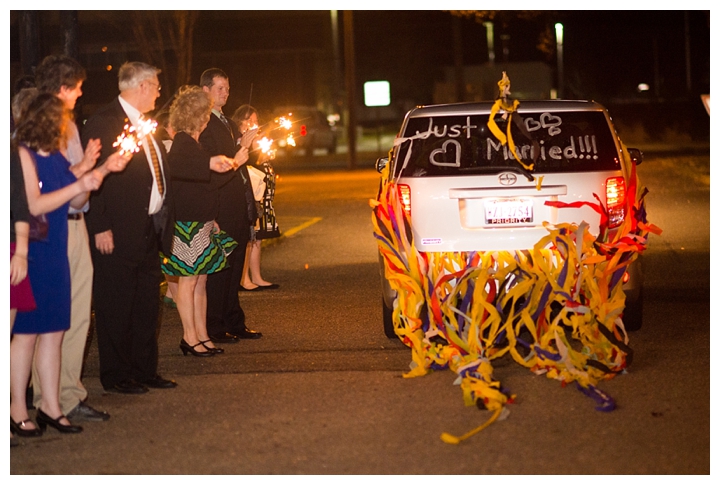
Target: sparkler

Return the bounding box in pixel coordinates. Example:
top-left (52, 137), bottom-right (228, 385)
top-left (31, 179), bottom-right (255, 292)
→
top-left (276, 116), bottom-right (292, 130)
top-left (257, 136), bottom-right (275, 157)
top-left (286, 133), bottom-right (296, 147)
top-left (271, 114), bottom-right (296, 148)
top-left (244, 112), bottom-right (303, 156)
top-left (112, 118), bottom-right (158, 155)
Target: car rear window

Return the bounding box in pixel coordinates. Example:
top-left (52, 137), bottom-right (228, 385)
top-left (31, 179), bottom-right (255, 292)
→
top-left (395, 111), bottom-right (621, 177)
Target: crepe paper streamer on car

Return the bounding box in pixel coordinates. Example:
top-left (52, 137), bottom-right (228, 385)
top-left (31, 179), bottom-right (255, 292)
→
top-left (486, 72), bottom-right (538, 172)
top-left (370, 142), bottom-right (660, 444)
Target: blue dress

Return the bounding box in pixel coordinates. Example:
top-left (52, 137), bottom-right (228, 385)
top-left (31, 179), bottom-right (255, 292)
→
top-left (13, 151), bottom-right (76, 334)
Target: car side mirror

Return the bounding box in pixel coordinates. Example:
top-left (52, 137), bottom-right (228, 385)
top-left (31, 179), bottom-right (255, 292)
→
top-left (628, 148), bottom-right (643, 166)
top-left (375, 157), bottom-right (388, 173)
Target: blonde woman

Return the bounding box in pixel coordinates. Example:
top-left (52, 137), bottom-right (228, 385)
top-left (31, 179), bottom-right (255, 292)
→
top-left (161, 86), bottom-right (245, 356)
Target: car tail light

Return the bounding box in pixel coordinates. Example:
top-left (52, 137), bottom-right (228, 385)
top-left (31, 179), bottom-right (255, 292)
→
top-left (398, 184), bottom-right (411, 217)
top-left (300, 125), bottom-right (307, 136)
top-left (606, 176), bottom-right (626, 228)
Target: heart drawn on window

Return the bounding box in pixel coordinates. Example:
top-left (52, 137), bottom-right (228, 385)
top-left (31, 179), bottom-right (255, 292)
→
top-left (525, 117), bottom-right (542, 132)
top-left (429, 139), bottom-right (462, 167)
top-left (524, 112), bottom-right (563, 136)
top-left (540, 113), bottom-right (562, 136)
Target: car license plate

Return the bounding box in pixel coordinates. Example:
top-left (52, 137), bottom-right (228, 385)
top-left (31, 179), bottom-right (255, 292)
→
top-left (485, 198), bottom-right (533, 224)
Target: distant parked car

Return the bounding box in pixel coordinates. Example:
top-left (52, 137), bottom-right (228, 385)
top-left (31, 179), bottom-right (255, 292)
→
top-left (273, 106), bottom-right (337, 156)
top-left (375, 99), bottom-right (646, 337)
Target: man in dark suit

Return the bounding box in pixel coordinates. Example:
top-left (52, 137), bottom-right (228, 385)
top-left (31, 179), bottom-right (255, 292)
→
top-left (199, 68), bottom-right (263, 343)
top-left (83, 61), bottom-right (177, 394)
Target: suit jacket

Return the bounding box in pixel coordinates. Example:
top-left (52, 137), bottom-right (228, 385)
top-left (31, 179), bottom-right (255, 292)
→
top-left (83, 98), bottom-right (175, 262)
top-left (199, 112), bottom-right (256, 243)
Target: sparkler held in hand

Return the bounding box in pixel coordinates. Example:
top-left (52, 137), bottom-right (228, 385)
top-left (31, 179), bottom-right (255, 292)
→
top-left (238, 126), bottom-right (259, 149)
top-left (112, 118), bottom-right (158, 155)
top-left (256, 136), bottom-right (276, 158)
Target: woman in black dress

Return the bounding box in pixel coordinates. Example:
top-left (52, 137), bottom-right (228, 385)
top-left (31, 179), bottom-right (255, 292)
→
top-left (232, 105), bottom-right (280, 291)
top-left (161, 86), bottom-right (245, 356)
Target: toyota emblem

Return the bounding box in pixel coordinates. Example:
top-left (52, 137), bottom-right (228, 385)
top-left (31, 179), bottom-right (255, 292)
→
top-left (498, 172), bottom-right (518, 185)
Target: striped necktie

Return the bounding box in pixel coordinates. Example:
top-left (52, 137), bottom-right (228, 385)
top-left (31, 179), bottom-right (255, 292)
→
top-left (219, 112), bottom-right (231, 132)
top-left (146, 137), bottom-right (164, 195)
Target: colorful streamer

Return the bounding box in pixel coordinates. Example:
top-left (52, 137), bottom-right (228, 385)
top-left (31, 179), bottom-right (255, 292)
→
top-left (370, 141), bottom-right (660, 444)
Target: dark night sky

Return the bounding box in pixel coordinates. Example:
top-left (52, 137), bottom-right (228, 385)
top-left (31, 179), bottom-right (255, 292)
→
top-left (8, 9), bottom-right (711, 125)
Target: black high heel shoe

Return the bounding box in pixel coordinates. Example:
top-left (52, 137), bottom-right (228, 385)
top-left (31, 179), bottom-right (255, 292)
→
top-left (36, 408), bottom-right (83, 434)
top-left (180, 339), bottom-right (214, 357)
top-left (10, 417), bottom-right (43, 437)
top-left (200, 340), bottom-right (224, 354)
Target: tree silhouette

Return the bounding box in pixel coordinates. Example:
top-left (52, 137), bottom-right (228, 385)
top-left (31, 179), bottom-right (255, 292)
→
top-left (129, 11), bottom-right (199, 95)
top-left (448, 10), bottom-right (559, 61)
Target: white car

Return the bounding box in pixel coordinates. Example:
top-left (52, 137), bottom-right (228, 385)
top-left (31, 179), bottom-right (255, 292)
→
top-left (376, 100), bottom-right (644, 337)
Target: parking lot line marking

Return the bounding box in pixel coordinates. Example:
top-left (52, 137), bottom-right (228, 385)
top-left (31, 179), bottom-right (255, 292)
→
top-left (282, 217), bottom-right (322, 237)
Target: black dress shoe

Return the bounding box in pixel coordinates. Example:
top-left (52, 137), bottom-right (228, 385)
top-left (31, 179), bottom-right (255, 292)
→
top-left (36, 408), bottom-right (83, 434)
top-left (209, 332), bottom-right (239, 343)
top-left (10, 417), bottom-right (43, 437)
top-left (67, 401), bottom-right (110, 422)
top-left (141, 375), bottom-right (177, 389)
top-left (180, 339), bottom-right (215, 357)
top-left (200, 340), bottom-right (224, 354)
top-left (236, 328), bottom-right (263, 339)
top-left (104, 379), bottom-right (149, 394)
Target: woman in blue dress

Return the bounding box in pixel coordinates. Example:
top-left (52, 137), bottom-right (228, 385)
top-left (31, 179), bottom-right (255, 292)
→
top-left (11, 92), bottom-right (128, 437)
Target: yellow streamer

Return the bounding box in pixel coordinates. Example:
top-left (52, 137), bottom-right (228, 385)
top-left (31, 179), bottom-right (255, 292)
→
top-left (486, 72), bottom-right (534, 171)
top-left (440, 408), bottom-right (503, 445)
top-left (370, 92), bottom-right (658, 443)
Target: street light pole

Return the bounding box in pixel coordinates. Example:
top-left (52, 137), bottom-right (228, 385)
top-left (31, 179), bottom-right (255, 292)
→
top-left (331, 10), bottom-right (342, 111)
top-left (555, 23), bottom-right (564, 99)
top-left (343, 10), bottom-right (357, 169)
top-left (483, 21), bottom-right (495, 65)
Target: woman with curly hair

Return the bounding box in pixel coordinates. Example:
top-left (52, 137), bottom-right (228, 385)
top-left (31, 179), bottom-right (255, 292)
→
top-left (11, 92), bottom-right (129, 437)
top-left (162, 85), bottom-right (245, 357)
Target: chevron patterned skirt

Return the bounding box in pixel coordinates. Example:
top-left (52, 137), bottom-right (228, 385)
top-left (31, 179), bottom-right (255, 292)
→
top-left (160, 220), bottom-right (238, 276)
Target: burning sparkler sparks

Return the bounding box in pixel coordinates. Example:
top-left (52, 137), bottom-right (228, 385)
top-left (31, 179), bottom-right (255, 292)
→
top-left (272, 114), bottom-right (296, 149)
top-left (257, 136), bottom-right (274, 154)
top-left (277, 116), bottom-right (292, 130)
top-left (112, 118), bottom-right (158, 155)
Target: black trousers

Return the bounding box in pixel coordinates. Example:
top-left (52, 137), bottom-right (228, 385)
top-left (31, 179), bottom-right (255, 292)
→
top-left (206, 239), bottom-right (249, 337)
top-left (90, 243), bottom-right (163, 389)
